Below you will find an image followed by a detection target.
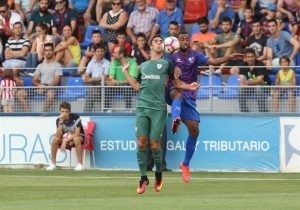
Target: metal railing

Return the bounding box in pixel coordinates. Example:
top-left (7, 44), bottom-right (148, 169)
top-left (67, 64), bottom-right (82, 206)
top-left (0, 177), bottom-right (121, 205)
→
top-left (0, 85), bottom-right (299, 113)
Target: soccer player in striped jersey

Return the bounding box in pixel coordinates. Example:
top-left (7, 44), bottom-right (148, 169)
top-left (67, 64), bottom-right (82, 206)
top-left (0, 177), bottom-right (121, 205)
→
top-left (165, 32), bottom-right (243, 183)
top-left (122, 34), bottom-right (200, 194)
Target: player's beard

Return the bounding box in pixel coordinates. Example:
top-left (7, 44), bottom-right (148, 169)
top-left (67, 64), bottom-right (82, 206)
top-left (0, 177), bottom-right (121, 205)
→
top-left (40, 7), bottom-right (48, 14)
top-left (180, 46), bottom-right (189, 52)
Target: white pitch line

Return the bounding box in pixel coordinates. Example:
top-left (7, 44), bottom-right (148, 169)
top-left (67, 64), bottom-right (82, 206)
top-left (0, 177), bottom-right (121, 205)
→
top-left (1, 175), bottom-right (300, 181)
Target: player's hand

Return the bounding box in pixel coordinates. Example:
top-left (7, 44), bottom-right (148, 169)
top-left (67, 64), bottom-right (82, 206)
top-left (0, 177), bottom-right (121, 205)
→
top-left (60, 141), bottom-right (67, 152)
top-left (190, 82), bottom-right (200, 90)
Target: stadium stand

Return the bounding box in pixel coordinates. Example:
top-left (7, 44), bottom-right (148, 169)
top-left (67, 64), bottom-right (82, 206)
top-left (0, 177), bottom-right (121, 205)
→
top-left (183, 0), bottom-right (206, 23)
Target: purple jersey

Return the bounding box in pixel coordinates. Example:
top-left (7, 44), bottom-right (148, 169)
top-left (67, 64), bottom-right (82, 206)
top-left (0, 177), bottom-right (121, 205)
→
top-left (166, 49), bottom-right (209, 99)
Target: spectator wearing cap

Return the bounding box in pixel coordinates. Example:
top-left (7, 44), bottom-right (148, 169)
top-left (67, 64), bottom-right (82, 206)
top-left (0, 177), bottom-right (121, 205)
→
top-left (266, 19), bottom-right (300, 69)
top-left (148, 0), bottom-right (183, 42)
top-left (208, 0), bottom-right (235, 34)
top-left (261, 3), bottom-right (285, 37)
top-left (126, 0), bottom-right (158, 44)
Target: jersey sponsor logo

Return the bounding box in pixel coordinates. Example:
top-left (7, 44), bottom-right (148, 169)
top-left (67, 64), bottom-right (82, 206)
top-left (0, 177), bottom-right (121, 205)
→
top-left (157, 64), bottom-right (162, 69)
top-left (141, 73), bottom-right (160, 80)
top-left (176, 58), bottom-right (182, 63)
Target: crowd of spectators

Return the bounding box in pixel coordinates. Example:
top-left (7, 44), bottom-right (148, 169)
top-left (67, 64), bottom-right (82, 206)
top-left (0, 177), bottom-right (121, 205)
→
top-left (0, 0), bottom-right (300, 113)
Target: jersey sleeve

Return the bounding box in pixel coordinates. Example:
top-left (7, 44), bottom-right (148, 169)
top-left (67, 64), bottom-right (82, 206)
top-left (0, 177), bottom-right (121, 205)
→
top-left (166, 59), bottom-right (175, 80)
top-left (196, 50), bottom-right (209, 65)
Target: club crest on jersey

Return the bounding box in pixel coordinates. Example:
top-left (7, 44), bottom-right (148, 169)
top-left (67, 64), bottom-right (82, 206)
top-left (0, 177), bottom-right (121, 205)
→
top-left (157, 64), bottom-right (162, 69)
top-left (188, 57), bottom-right (195, 64)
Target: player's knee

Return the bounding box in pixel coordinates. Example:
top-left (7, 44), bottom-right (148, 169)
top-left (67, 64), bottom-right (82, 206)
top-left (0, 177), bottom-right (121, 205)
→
top-left (137, 138), bottom-right (147, 149)
top-left (73, 136), bottom-right (82, 146)
top-left (189, 127), bottom-right (199, 137)
top-left (171, 91), bottom-right (183, 100)
top-left (150, 141), bottom-right (160, 150)
top-left (52, 136), bottom-right (60, 145)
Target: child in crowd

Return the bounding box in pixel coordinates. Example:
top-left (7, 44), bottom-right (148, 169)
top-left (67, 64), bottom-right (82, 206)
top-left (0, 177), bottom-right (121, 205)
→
top-left (131, 33), bottom-right (150, 65)
top-left (0, 69), bottom-right (16, 113)
top-left (236, 6), bottom-right (253, 42)
top-left (273, 56), bottom-right (296, 112)
top-left (111, 32), bottom-right (132, 60)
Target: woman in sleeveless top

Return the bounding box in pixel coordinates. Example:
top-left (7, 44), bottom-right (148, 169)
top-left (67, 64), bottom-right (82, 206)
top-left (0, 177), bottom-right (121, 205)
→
top-left (55, 25), bottom-right (81, 67)
top-left (99, 0), bottom-right (128, 52)
top-left (30, 23), bottom-right (54, 64)
top-left (273, 56), bottom-right (296, 112)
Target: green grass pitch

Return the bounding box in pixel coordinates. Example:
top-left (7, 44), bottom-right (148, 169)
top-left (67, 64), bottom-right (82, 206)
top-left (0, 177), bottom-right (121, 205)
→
top-left (0, 168), bottom-right (300, 210)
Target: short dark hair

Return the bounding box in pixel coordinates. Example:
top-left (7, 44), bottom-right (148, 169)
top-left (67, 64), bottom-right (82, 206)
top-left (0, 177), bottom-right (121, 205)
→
top-left (169, 21), bottom-right (179, 26)
top-left (197, 16), bottom-right (209, 25)
top-left (44, 42), bottom-right (54, 50)
top-left (92, 29), bottom-right (102, 35)
top-left (0, 1), bottom-right (8, 8)
top-left (13, 22), bottom-right (23, 28)
top-left (252, 18), bottom-right (261, 25)
top-left (279, 56), bottom-right (290, 64)
top-left (268, 19), bottom-right (277, 26)
top-left (178, 31), bottom-right (189, 37)
top-left (136, 32), bottom-right (147, 40)
top-left (221, 16), bottom-right (232, 24)
top-left (150, 34), bottom-right (163, 45)
top-left (245, 6), bottom-right (253, 11)
top-left (94, 43), bottom-right (106, 51)
top-left (244, 48), bottom-right (256, 56)
top-left (117, 31), bottom-right (127, 37)
top-left (118, 46), bottom-right (128, 57)
top-left (59, 101), bottom-right (71, 112)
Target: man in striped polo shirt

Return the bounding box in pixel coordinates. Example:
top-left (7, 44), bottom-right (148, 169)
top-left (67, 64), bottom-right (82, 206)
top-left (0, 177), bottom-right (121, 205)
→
top-left (3, 22), bottom-right (30, 112)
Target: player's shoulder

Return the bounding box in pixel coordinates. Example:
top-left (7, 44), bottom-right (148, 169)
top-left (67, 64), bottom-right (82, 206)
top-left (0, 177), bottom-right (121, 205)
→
top-left (70, 113), bottom-right (80, 120)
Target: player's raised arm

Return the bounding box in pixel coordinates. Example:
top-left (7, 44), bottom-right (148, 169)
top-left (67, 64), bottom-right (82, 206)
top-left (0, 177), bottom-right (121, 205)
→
top-left (122, 62), bottom-right (140, 91)
top-left (173, 79), bottom-right (200, 91)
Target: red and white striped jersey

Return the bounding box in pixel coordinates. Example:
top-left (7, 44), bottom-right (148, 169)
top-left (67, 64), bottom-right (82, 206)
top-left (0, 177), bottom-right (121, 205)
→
top-left (0, 78), bottom-right (16, 100)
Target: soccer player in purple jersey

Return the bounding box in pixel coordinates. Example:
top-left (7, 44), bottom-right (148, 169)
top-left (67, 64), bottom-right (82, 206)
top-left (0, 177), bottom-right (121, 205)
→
top-left (165, 31), bottom-right (243, 183)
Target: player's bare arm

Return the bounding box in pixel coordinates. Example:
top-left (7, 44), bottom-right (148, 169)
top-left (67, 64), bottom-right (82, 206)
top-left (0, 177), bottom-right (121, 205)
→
top-left (207, 53), bottom-right (244, 65)
top-left (173, 79), bottom-right (200, 91)
top-left (122, 62), bottom-right (140, 91)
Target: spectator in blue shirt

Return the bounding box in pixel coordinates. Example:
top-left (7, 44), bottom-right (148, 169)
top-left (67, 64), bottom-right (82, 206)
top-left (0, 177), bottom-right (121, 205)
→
top-left (208, 0), bottom-right (235, 34)
top-left (149, 0), bottom-right (183, 42)
top-left (69, 0), bottom-right (97, 27)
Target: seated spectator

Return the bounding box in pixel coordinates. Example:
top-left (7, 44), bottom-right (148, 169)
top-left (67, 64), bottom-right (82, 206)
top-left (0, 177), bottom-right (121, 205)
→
top-left (52, 0), bottom-right (77, 40)
top-left (0, 69), bottom-right (16, 113)
top-left (273, 56), bottom-right (296, 112)
top-left (111, 32), bottom-right (132, 59)
top-left (14, 0), bottom-right (38, 23)
top-left (149, 0), bottom-right (183, 41)
top-left (3, 22), bottom-right (30, 81)
top-left (83, 43), bottom-right (111, 112)
top-left (27, 23), bottom-right (54, 68)
top-left (55, 25), bottom-right (81, 67)
top-left (208, 0), bottom-right (235, 34)
top-left (238, 48), bottom-right (271, 112)
top-left (78, 29), bottom-right (108, 74)
top-left (266, 19), bottom-right (300, 69)
top-left (191, 17), bottom-right (217, 52)
top-left (99, 0), bottom-right (128, 52)
top-left (205, 17), bottom-right (241, 73)
top-left (245, 19), bottom-right (268, 62)
top-left (162, 20), bottom-right (179, 38)
top-left (32, 43), bottom-right (62, 112)
top-left (132, 32), bottom-right (150, 65)
top-left (46, 101), bottom-right (84, 171)
top-left (126, 0), bottom-right (158, 44)
top-left (277, 0), bottom-right (298, 24)
top-left (236, 6), bottom-right (253, 42)
top-left (0, 1), bottom-right (25, 46)
top-left (261, 4), bottom-right (285, 37)
top-left (26, 0), bottom-right (54, 40)
top-left (108, 46), bottom-right (138, 110)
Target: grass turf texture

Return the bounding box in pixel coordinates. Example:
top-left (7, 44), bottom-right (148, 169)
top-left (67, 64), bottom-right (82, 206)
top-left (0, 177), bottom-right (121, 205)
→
top-left (0, 168), bottom-right (300, 210)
